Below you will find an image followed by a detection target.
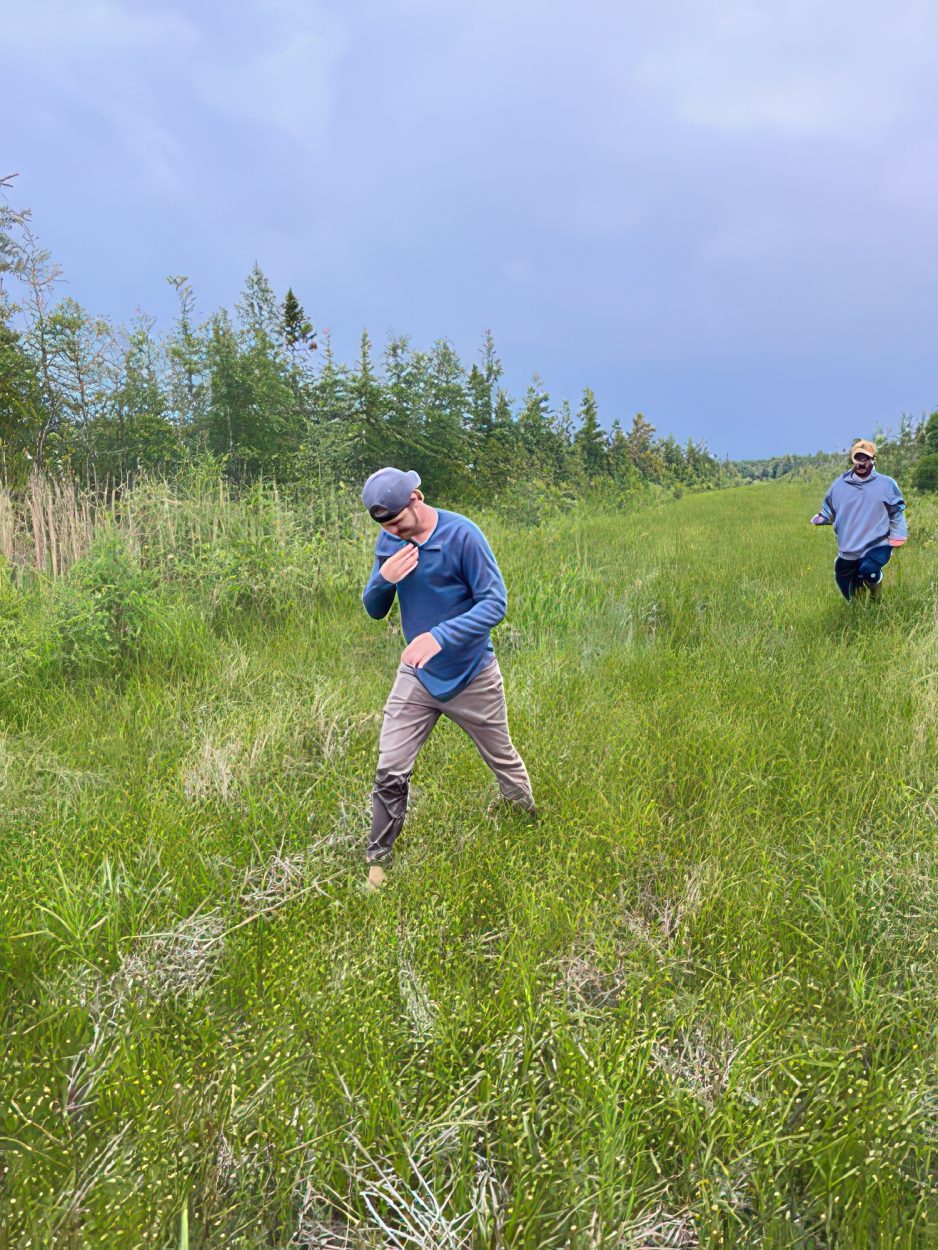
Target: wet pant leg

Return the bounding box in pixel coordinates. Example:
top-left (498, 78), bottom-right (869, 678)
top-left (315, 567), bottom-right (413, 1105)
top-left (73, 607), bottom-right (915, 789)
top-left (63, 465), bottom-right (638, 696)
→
top-left (368, 666), bottom-right (440, 863)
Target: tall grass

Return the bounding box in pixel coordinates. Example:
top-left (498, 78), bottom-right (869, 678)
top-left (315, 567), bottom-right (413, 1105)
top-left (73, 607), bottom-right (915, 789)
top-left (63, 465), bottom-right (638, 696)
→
top-left (1, 477), bottom-right (937, 1247)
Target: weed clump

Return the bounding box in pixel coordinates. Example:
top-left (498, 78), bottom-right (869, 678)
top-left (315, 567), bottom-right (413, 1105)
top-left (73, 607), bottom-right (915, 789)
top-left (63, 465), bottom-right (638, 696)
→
top-left (51, 532), bottom-right (158, 671)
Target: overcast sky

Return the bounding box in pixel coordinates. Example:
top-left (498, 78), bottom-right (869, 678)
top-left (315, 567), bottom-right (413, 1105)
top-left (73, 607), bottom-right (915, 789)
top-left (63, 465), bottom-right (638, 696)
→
top-left (4, 0), bottom-right (938, 457)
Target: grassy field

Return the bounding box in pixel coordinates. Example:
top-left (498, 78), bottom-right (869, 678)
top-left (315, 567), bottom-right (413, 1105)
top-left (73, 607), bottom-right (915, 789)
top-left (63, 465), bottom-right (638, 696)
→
top-left (2, 479), bottom-right (937, 1248)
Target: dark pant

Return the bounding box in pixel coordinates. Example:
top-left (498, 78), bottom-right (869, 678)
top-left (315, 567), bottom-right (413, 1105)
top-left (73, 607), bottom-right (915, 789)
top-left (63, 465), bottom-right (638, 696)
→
top-left (834, 544), bottom-right (892, 600)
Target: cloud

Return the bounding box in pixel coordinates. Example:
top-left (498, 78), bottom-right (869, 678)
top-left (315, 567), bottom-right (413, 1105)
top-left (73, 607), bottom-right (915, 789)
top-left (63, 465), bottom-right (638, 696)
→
top-left (4, 0), bottom-right (196, 58)
top-left (633, 0), bottom-right (937, 138)
top-left (5, 0), bottom-right (199, 194)
top-left (8, 0), bottom-right (938, 455)
top-left (195, 0), bottom-right (350, 152)
top-left (5, 0), bottom-right (350, 185)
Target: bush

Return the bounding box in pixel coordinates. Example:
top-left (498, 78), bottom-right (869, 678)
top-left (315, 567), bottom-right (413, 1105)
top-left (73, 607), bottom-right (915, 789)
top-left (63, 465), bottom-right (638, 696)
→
top-left (51, 532), bottom-right (157, 671)
top-left (912, 453), bottom-right (938, 493)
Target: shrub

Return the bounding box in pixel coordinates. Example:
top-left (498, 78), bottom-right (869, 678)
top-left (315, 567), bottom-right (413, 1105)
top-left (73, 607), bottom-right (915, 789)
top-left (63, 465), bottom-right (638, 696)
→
top-left (51, 532), bottom-right (157, 671)
top-left (912, 453), bottom-right (938, 492)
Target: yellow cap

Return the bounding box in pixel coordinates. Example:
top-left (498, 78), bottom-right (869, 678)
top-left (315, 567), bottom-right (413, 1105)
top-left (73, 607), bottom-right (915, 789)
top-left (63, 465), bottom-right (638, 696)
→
top-left (851, 439), bottom-right (877, 461)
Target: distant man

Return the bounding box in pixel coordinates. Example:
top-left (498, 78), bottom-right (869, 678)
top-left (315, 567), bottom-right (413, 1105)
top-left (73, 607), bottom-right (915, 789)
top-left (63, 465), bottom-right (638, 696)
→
top-left (811, 439), bottom-right (907, 600)
top-left (360, 467), bottom-right (535, 888)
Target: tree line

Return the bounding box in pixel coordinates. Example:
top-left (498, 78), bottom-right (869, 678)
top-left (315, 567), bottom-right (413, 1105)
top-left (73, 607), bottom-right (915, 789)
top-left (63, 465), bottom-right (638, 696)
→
top-left (735, 410), bottom-right (938, 491)
top-left (0, 183), bottom-right (727, 501)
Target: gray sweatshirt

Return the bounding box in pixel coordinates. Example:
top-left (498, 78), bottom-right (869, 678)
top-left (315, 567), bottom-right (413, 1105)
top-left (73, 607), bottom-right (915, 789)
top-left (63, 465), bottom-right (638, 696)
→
top-left (817, 469), bottom-right (907, 559)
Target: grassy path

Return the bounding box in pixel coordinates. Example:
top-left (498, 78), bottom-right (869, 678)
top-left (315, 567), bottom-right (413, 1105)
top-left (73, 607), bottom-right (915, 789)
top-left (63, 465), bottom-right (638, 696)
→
top-left (2, 482), bottom-right (937, 1247)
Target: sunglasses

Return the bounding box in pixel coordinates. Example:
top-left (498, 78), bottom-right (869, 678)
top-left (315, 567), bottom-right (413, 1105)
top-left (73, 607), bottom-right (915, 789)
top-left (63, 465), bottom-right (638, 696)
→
top-left (368, 502), bottom-right (407, 523)
top-left (852, 453), bottom-right (873, 463)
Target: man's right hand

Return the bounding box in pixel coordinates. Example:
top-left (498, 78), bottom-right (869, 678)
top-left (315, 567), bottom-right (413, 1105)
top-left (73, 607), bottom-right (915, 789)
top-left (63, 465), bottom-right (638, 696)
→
top-left (810, 514), bottom-right (826, 525)
top-left (379, 543), bottom-right (419, 584)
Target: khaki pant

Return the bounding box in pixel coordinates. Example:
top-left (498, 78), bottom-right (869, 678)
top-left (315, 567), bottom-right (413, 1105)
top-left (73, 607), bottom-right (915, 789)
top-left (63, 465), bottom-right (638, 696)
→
top-left (367, 658), bottom-right (534, 862)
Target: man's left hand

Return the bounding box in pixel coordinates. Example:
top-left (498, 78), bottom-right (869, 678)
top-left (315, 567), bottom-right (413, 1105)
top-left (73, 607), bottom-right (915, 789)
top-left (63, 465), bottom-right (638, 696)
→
top-left (402, 632), bottom-right (442, 668)
top-left (889, 537), bottom-right (906, 547)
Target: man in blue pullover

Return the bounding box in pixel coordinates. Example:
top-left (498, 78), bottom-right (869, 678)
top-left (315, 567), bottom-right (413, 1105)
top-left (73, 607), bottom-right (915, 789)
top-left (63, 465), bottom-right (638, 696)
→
top-left (360, 467), bottom-right (534, 888)
top-left (811, 439), bottom-right (907, 600)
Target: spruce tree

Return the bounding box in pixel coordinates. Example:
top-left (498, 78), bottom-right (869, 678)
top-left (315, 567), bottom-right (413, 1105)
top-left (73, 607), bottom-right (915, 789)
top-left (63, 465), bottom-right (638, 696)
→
top-left (574, 386), bottom-right (608, 480)
top-left (423, 339), bottom-right (469, 498)
top-left (166, 276), bottom-right (208, 435)
top-left (608, 419), bottom-right (638, 487)
top-left (106, 315), bottom-right (179, 479)
top-left (46, 297), bottom-right (115, 478)
top-left (307, 332), bottom-right (353, 482)
top-left (0, 313), bottom-right (45, 485)
top-left (236, 263), bottom-right (280, 341)
top-left (624, 412), bottom-right (662, 482)
top-left (211, 266), bottom-right (306, 478)
top-left (518, 379), bottom-right (553, 470)
top-left (346, 330), bottom-right (387, 481)
top-left (657, 433), bottom-right (688, 484)
top-left (281, 288), bottom-right (317, 408)
top-left (202, 311), bottom-right (244, 467)
top-left (281, 288), bottom-right (316, 357)
top-left (384, 336), bottom-right (423, 468)
top-left (473, 388), bottom-right (522, 494)
top-left (467, 329), bottom-right (502, 441)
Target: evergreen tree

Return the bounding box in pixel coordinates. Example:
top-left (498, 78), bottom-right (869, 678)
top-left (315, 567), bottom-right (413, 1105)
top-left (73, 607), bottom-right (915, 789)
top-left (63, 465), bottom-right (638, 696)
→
top-left (204, 310), bottom-right (299, 477)
top-left (574, 387), bottom-right (608, 480)
top-left (474, 387), bottom-right (522, 494)
top-left (518, 379), bottom-right (554, 472)
top-left (467, 329), bottom-right (502, 443)
top-left (657, 433), bottom-right (688, 484)
top-left (0, 183), bottom-right (42, 481)
top-left (201, 311), bottom-right (245, 467)
top-left (240, 324), bottom-right (302, 478)
top-left (0, 313), bottom-right (45, 485)
top-left (14, 219), bottom-right (67, 468)
top-left (685, 437), bottom-right (722, 487)
top-left (281, 288), bottom-right (316, 359)
top-left (517, 378), bottom-right (577, 486)
top-left (305, 332), bottom-right (353, 482)
top-left (0, 187), bottom-right (742, 500)
top-left (423, 339), bottom-right (469, 498)
top-left (624, 412), bottom-right (662, 482)
top-left (166, 276), bottom-right (208, 434)
top-left (203, 266), bottom-right (306, 477)
top-left (104, 315), bottom-right (179, 479)
top-left (346, 330), bottom-right (387, 481)
top-left (46, 297), bottom-right (115, 477)
top-left (555, 398), bottom-right (575, 446)
top-left (608, 419), bottom-right (638, 486)
top-left (384, 336), bottom-right (424, 467)
top-left (281, 288), bottom-right (317, 406)
top-left (236, 263), bottom-right (280, 341)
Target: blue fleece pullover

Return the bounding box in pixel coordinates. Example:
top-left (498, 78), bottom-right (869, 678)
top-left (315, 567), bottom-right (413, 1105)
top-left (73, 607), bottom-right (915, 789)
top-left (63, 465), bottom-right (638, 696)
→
top-left (816, 469), bottom-right (907, 559)
top-left (362, 509), bottom-right (506, 701)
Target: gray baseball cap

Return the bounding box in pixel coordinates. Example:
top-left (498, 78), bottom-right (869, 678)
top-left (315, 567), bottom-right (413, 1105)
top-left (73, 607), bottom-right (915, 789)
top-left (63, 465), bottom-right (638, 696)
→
top-left (361, 467), bottom-right (421, 521)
